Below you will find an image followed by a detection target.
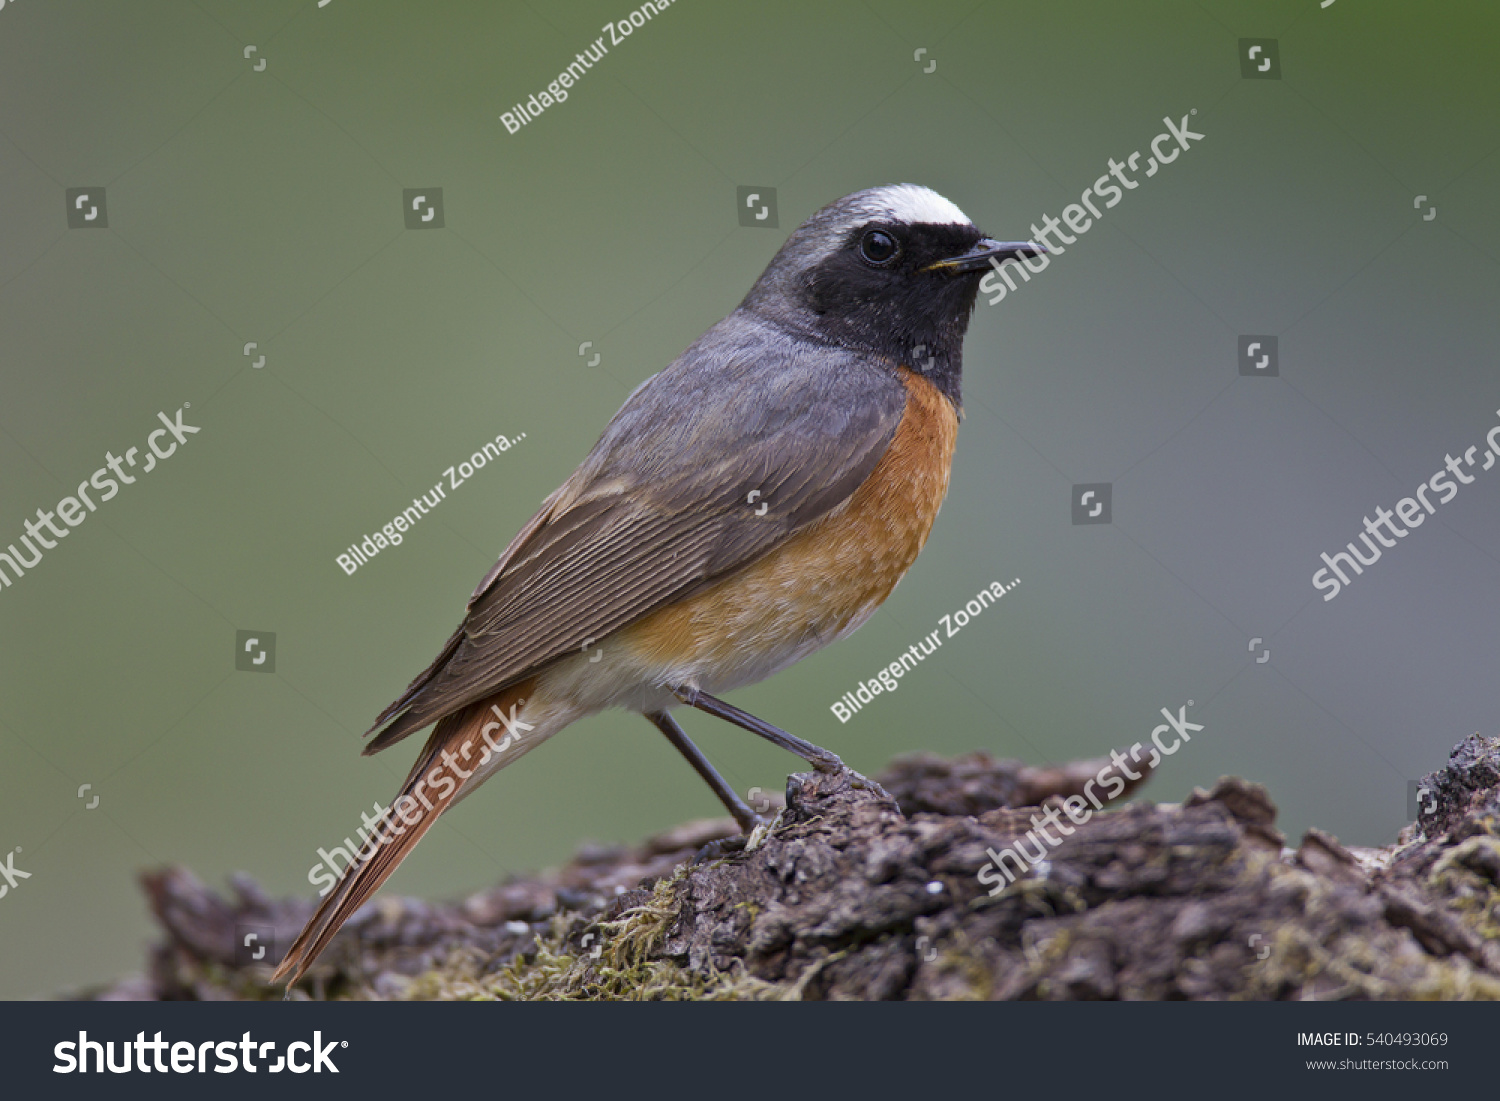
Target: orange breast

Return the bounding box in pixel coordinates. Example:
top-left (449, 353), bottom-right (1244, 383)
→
top-left (620, 367), bottom-right (959, 684)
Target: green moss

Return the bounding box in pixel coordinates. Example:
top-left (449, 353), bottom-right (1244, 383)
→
top-left (927, 931), bottom-right (993, 1000)
top-left (1427, 833), bottom-right (1500, 943)
top-left (1240, 862), bottom-right (1500, 1001)
top-left (392, 870), bottom-right (787, 1001)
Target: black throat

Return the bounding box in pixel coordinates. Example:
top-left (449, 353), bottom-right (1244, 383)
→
top-left (761, 222), bottom-right (987, 410)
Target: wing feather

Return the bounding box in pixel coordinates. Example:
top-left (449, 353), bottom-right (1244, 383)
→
top-left (365, 317), bottom-right (908, 753)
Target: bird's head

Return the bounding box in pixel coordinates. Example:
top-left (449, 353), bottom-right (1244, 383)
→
top-left (739, 183), bottom-right (1041, 404)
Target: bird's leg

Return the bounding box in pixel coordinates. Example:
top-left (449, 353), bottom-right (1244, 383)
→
top-left (669, 687), bottom-right (845, 773)
top-left (646, 711), bottom-right (762, 833)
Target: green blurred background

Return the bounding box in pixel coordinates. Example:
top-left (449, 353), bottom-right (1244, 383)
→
top-left (2, 0), bottom-right (1497, 998)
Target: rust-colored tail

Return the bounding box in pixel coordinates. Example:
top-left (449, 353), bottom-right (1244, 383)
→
top-left (273, 681), bottom-right (532, 989)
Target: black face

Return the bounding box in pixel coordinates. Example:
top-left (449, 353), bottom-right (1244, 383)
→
top-left (798, 220), bottom-right (989, 406)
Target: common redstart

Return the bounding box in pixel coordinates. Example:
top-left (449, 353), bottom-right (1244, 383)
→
top-left (274, 184), bottom-right (1039, 987)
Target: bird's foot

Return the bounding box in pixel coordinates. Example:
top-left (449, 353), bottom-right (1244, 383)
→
top-left (810, 751), bottom-right (846, 775)
top-left (693, 833), bottom-right (753, 863)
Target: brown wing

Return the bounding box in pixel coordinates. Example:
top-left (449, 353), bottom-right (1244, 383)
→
top-left (364, 319), bottom-right (909, 753)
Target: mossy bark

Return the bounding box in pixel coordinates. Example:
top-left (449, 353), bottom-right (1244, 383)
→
top-left (88, 736), bottom-right (1500, 1001)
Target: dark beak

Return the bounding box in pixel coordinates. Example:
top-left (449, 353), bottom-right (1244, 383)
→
top-left (925, 237), bottom-right (1046, 274)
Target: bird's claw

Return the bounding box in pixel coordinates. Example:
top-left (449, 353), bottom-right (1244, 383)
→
top-left (812, 753), bottom-right (846, 775)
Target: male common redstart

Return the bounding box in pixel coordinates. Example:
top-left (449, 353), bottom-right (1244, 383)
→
top-left (274, 184), bottom-right (1039, 987)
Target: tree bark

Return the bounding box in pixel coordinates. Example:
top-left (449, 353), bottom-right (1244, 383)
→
top-left (86, 735), bottom-right (1500, 1000)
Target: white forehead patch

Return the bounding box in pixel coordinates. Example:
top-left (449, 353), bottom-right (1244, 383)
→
top-left (872, 184), bottom-right (971, 226)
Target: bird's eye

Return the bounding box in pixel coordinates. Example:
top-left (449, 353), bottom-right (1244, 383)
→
top-left (859, 229), bottom-right (900, 265)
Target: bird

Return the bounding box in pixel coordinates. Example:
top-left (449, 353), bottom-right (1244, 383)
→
top-left (273, 183), bottom-right (1039, 988)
